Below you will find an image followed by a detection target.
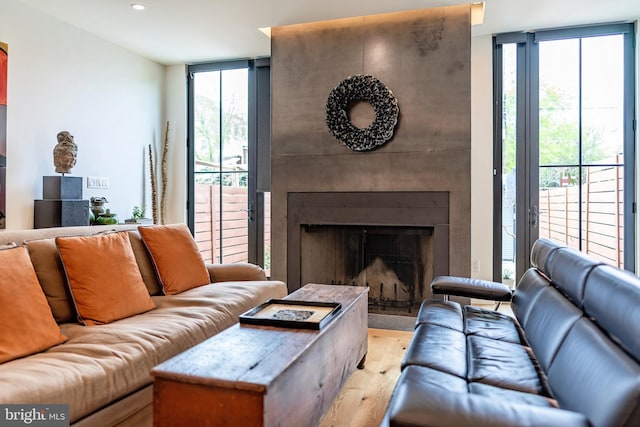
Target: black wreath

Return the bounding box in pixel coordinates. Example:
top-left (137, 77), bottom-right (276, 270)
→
top-left (325, 74), bottom-right (399, 152)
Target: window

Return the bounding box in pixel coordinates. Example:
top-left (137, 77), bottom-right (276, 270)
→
top-left (493, 24), bottom-right (635, 281)
top-left (187, 59), bottom-right (271, 271)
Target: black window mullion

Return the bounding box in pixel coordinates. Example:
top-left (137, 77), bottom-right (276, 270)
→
top-left (187, 71), bottom-right (195, 234)
top-left (492, 39), bottom-right (504, 283)
top-left (623, 29), bottom-right (636, 271)
top-left (578, 38), bottom-right (584, 249)
top-left (218, 71), bottom-right (224, 264)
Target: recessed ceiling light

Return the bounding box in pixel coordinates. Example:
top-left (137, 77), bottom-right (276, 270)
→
top-left (131, 4), bottom-right (145, 11)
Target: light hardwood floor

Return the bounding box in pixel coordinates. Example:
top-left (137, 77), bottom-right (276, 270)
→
top-left (318, 328), bottom-right (414, 427)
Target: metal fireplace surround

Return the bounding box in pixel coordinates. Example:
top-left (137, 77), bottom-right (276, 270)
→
top-left (287, 192), bottom-right (450, 293)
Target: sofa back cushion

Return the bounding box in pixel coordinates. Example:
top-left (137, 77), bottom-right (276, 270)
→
top-left (24, 238), bottom-right (76, 323)
top-left (529, 238), bottom-right (563, 275)
top-left (56, 232), bottom-right (156, 325)
top-left (511, 268), bottom-right (549, 327)
top-left (582, 264), bottom-right (640, 362)
top-left (24, 233), bottom-right (162, 323)
top-left (548, 318), bottom-right (640, 427)
top-left (0, 246), bottom-right (67, 363)
top-left (520, 285), bottom-right (582, 371)
top-left (126, 231), bottom-right (162, 295)
top-left (138, 224), bottom-right (210, 295)
top-left (547, 247), bottom-right (601, 308)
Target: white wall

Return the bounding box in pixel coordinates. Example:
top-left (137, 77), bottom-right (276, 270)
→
top-left (0, 0), bottom-right (164, 229)
top-left (164, 65), bottom-right (188, 225)
top-left (470, 34), bottom-right (494, 280)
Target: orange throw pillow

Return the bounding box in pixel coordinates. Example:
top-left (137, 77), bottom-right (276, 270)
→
top-left (56, 232), bottom-right (156, 325)
top-left (138, 224), bottom-right (210, 295)
top-left (0, 246), bottom-right (67, 363)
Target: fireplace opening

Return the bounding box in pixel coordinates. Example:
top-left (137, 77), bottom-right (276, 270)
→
top-left (300, 225), bottom-right (434, 315)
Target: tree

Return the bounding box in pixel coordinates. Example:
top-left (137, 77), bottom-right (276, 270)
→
top-left (194, 71), bottom-right (248, 172)
top-left (502, 83), bottom-right (610, 188)
top-left (194, 74), bottom-right (249, 187)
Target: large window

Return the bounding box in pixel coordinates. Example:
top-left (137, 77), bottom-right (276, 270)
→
top-left (187, 59), bottom-right (271, 271)
top-left (493, 24), bottom-right (635, 282)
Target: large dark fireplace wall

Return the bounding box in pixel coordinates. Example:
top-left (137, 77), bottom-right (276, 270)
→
top-left (270, 6), bottom-right (471, 287)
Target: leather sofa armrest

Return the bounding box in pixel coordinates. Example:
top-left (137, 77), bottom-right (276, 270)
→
top-left (431, 276), bottom-right (513, 301)
top-left (206, 262), bottom-right (267, 283)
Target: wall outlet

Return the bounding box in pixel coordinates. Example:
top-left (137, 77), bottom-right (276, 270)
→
top-left (87, 176), bottom-right (109, 189)
top-left (472, 259), bottom-right (480, 273)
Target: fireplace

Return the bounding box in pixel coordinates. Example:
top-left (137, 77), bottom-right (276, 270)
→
top-left (287, 192), bottom-right (449, 313)
top-left (301, 225), bottom-right (434, 314)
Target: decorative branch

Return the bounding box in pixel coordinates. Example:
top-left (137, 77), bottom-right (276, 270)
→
top-left (148, 143), bottom-right (158, 225)
top-left (160, 121), bottom-right (169, 225)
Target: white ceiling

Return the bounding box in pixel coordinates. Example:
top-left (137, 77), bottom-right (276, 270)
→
top-left (17, 0), bottom-right (640, 65)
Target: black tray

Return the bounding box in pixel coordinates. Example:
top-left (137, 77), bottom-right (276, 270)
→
top-left (239, 299), bottom-right (342, 330)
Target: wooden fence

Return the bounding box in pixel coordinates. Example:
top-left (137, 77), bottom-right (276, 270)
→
top-left (194, 184), bottom-right (271, 269)
top-left (538, 162), bottom-right (623, 268)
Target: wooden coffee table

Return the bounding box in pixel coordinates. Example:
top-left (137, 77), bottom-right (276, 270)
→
top-left (151, 283), bottom-right (369, 427)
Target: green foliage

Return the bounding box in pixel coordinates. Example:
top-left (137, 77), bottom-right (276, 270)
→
top-left (194, 90), bottom-right (248, 165)
top-left (502, 83), bottom-right (611, 188)
top-left (131, 205), bottom-right (145, 219)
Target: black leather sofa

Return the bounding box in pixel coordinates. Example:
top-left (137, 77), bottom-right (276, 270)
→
top-left (382, 239), bottom-right (640, 427)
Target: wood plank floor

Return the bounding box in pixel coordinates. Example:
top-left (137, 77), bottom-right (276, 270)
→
top-left (318, 328), bottom-right (414, 427)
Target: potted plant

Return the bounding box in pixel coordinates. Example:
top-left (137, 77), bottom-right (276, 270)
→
top-left (502, 267), bottom-right (515, 289)
top-left (125, 205), bottom-right (152, 224)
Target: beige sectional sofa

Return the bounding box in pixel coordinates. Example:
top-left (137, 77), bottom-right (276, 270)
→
top-left (0, 224), bottom-right (287, 426)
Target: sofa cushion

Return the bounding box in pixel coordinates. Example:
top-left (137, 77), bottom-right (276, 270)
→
top-left (0, 246), bottom-right (67, 363)
top-left (467, 335), bottom-right (547, 396)
top-left (56, 232), bottom-right (156, 325)
top-left (415, 299), bottom-right (463, 332)
top-left (547, 247), bottom-right (601, 308)
top-left (548, 318), bottom-right (640, 427)
top-left (138, 224), bottom-right (210, 295)
top-left (386, 365), bottom-right (588, 427)
top-left (24, 238), bottom-right (76, 323)
top-left (583, 264), bottom-right (640, 361)
top-left (464, 306), bottom-right (522, 344)
top-left (25, 233), bottom-right (162, 323)
top-left (521, 284), bottom-right (582, 372)
top-left (529, 238), bottom-right (563, 275)
top-left (511, 268), bottom-right (550, 327)
top-left (127, 230), bottom-right (162, 296)
top-left (401, 323), bottom-right (467, 378)
top-left (468, 382), bottom-right (557, 408)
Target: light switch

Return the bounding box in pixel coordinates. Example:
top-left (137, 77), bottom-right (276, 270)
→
top-left (87, 176), bottom-right (109, 189)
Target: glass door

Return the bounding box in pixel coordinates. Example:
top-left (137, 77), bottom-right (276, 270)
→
top-left (538, 34), bottom-right (628, 268)
top-left (493, 24), bottom-right (635, 282)
top-left (187, 60), bottom-right (271, 269)
top-left (498, 42), bottom-right (518, 286)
